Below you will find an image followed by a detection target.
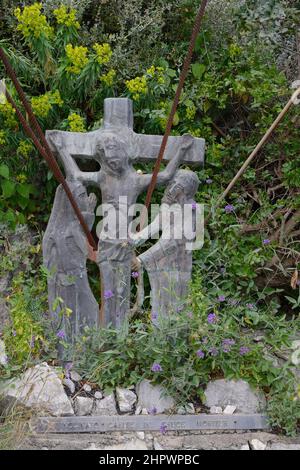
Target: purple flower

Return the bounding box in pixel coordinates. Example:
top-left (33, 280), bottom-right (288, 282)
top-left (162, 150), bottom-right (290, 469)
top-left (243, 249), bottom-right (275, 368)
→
top-left (207, 313), bottom-right (217, 324)
top-left (29, 335), bottom-right (35, 349)
top-left (131, 271), bottom-right (139, 279)
top-left (56, 330), bottom-right (66, 340)
top-left (151, 362), bottom-right (163, 372)
top-left (0, 354), bottom-right (8, 366)
top-left (191, 200), bottom-right (197, 210)
top-left (239, 346), bottom-right (250, 356)
top-left (65, 362), bottom-right (73, 378)
top-left (223, 339), bottom-right (236, 346)
top-left (151, 312), bottom-right (158, 322)
top-left (209, 347), bottom-right (218, 357)
top-left (220, 267), bottom-right (226, 275)
top-left (224, 204), bottom-right (234, 214)
top-left (206, 178), bottom-right (213, 184)
top-left (196, 349), bottom-right (205, 359)
top-left (246, 303), bottom-right (255, 310)
top-left (263, 239), bottom-right (271, 245)
top-left (12, 330), bottom-right (17, 337)
top-left (148, 406), bottom-right (157, 415)
top-left (160, 423), bottom-right (168, 434)
top-left (104, 290), bottom-right (114, 300)
top-left (218, 295), bottom-right (226, 302)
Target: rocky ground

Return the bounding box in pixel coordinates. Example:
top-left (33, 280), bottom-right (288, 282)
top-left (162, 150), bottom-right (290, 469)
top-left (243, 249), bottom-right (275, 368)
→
top-left (18, 430), bottom-right (300, 451)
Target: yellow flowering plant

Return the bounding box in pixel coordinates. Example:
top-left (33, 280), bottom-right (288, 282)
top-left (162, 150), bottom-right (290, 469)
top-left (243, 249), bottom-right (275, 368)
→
top-left (93, 43), bottom-right (112, 65)
top-left (100, 70), bottom-right (116, 87)
top-left (53, 5), bottom-right (80, 30)
top-left (67, 113), bottom-right (86, 132)
top-left (65, 44), bottom-right (89, 74)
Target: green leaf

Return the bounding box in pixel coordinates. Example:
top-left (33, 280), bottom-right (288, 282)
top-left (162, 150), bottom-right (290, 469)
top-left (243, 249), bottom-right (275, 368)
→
top-left (0, 164), bottom-right (9, 179)
top-left (191, 63), bottom-right (206, 80)
top-left (17, 183), bottom-right (30, 199)
top-left (2, 180), bottom-right (15, 198)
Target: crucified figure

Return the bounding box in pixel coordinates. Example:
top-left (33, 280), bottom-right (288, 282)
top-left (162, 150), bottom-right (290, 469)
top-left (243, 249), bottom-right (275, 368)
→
top-left (49, 130), bottom-right (193, 327)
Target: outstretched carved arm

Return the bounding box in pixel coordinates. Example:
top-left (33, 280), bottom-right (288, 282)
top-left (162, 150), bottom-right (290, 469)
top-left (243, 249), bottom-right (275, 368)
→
top-left (137, 134), bottom-right (194, 191)
top-left (49, 138), bottom-right (99, 186)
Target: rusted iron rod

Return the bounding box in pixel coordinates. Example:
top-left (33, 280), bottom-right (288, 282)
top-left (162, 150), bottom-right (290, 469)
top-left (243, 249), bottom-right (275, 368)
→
top-left (4, 90), bottom-right (98, 250)
top-left (0, 47), bottom-right (97, 250)
top-left (141, 0), bottom-right (208, 228)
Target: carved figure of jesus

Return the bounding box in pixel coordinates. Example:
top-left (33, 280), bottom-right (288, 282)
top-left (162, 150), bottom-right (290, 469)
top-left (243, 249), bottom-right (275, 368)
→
top-left (49, 131), bottom-right (193, 327)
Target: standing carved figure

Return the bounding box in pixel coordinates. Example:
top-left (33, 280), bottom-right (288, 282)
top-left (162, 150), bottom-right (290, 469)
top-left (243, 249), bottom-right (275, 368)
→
top-left (131, 170), bottom-right (200, 320)
top-left (43, 181), bottom-right (98, 354)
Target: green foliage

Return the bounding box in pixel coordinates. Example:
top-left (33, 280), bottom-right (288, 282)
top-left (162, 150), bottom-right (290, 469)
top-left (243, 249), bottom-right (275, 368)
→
top-left (72, 280), bottom-right (300, 435)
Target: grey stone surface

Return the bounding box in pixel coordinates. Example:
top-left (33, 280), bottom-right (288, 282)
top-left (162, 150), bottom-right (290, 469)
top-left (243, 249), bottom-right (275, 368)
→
top-left (92, 394), bottom-right (118, 416)
top-left (83, 384), bottom-right (92, 393)
top-left (63, 378), bottom-right (75, 395)
top-left (0, 362), bottom-right (74, 416)
top-left (250, 439), bottom-right (267, 450)
top-left (0, 339), bottom-right (8, 366)
top-left (223, 405), bottom-right (236, 415)
top-left (74, 396), bottom-right (93, 416)
top-left (42, 181), bottom-right (99, 356)
top-left (102, 438), bottom-right (148, 451)
top-left (17, 431), bottom-right (300, 451)
top-left (70, 371), bottom-right (82, 382)
top-left (204, 379), bottom-right (267, 414)
top-left (116, 387), bottom-right (137, 413)
top-left (136, 379), bottom-right (175, 413)
top-left (0, 297), bottom-right (10, 335)
top-left (132, 170), bottom-right (200, 319)
top-left (45, 98), bottom-right (204, 328)
top-left (267, 443), bottom-right (300, 451)
top-left (210, 406), bottom-right (223, 414)
top-left (31, 414), bottom-right (269, 434)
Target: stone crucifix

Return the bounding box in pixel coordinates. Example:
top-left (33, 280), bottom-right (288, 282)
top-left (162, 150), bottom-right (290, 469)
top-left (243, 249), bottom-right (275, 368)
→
top-left (45, 98), bottom-right (204, 329)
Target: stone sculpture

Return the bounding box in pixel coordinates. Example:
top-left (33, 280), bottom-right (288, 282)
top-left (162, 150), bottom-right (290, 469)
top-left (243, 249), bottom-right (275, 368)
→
top-left (43, 181), bottom-right (99, 354)
top-left (44, 97), bottom-right (205, 335)
top-left (131, 170), bottom-right (200, 320)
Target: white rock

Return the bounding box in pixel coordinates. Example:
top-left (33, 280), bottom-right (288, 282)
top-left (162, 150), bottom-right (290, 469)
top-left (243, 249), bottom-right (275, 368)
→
top-left (241, 444), bottom-right (250, 450)
top-left (141, 408), bottom-right (149, 415)
top-left (136, 380), bottom-right (175, 414)
top-left (63, 378), bottom-right (75, 395)
top-left (210, 406), bottom-right (223, 414)
top-left (223, 405), bottom-right (236, 415)
top-left (0, 339), bottom-right (8, 366)
top-left (204, 379), bottom-right (266, 413)
top-left (154, 439), bottom-right (164, 450)
top-left (116, 387), bottom-right (137, 413)
top-left (70, 371), bottom-right (82, 382)
top-left (92, 394), bottom-right (118, 416)
top-left (83, 384), bottom-right (92, 393)
top-left (94, 391), bottom-right (103, 399)
top-left (104, 439), bottom-right (147, 451)
top-left (0, 362), bottom-right (74, 416)
top-left (136, 432), bottom-right (145, 440)
top-left (74, 396), bottom-right (93, 416)
top-left (135, 405), bottom-right (142, 415)
top-left (250, 439), bottom-right (267, 451)
top-left (177, 403), bottom-right (195, 415)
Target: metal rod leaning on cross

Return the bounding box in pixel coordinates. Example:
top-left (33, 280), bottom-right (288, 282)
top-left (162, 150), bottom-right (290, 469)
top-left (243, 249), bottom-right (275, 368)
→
top-left (0, 47), bottom-right (98, 251)
top-left (139, 0), bottom-right (209, 230)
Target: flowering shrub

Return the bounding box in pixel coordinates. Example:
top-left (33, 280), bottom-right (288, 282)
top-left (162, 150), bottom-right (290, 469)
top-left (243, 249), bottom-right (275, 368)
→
top-left (65, 44), bottom-right (89, 74)
top-left (14, 3), bottom-right (53, 40)
top-left (67, 113), bottom-right (86, 132)
top-left (93, 43), bottom-right (112, 65)
top-left (53, 5), bottom-right (80, 29)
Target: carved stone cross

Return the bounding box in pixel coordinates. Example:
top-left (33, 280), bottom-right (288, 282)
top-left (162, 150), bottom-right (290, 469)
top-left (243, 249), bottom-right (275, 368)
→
top-left (46, 98), bottom-right (205, 166)
top-left (44, 98), bottom-right (204, 333)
